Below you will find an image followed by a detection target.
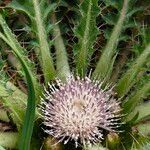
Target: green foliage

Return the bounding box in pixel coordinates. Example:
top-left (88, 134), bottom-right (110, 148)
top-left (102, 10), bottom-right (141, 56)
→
top-left (101, 0), bottom-right (144, 42)
top-left (117, 44), bottom-right (150, 97)
top-left (123, 81), bottom-right (150, 114)
top-left (74, 0), bottom-right (99, 76)
top-left (0, 14), bottom-right (40, 90)
top-left (93, 0), bottom-right (129, 80)
top-left (0, 81), bottom-right (27, 127)
top-left (32, 0), bottom-right (56, 83)
top-left (0, 0), bottom-right (149, 149)
top-left (0, 132), bottom-right (18, 149)
top-left (6, 0), bottom-right (34, 20)
top-left (84, 144), bottom-right (108, 150)
top-left (7, 0), bottom-right (57, 83)
top-left (127, 102), bottom-right (150, 123)
top-left (140, 143), bottom-right (150, 150)
top-left (132, 25), bottom-right (150, 56)
top-left (51, 13), bottom-right (71, 81)
top-left (137, 123), bottom-right (150, 136)
top-left (0, 14), bottom-right (38, 150)
top-left (0, 146), bottom-right (6, 150)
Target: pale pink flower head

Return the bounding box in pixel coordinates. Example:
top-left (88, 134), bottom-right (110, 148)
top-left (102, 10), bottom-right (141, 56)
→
top-left (40, 76), bottom-right (121, 146)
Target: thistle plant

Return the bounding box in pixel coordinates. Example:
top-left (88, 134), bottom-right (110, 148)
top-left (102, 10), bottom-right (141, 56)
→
top-left (41, 76), bottom-right (121, 147)
top-left (0, 0), bottom-right (149, 150)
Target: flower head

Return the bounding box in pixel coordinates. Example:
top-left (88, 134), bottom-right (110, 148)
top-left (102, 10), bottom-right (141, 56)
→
top-left (40, 76), bottom-right (121, 146)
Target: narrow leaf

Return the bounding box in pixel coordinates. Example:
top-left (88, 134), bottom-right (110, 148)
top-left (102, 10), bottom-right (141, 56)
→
top-left (117, 44), bottom-right (150, 97)
top-left (51, 13), bottom-right (71, 81)
top-left (43, 3), bottom-right (57, 21)
top-left (74, 0), bottom-right (99, 76)
top-left (0, 14), bottom-right (41, 99)
top-left (127, 102), bottom-right (150, 123)
top-left (93, 0), bottom-right (129, 80)
top-left (0, 15), bottom-right (37, 150)
top-left (6, 0), bottom-right (34, 20)
top-left (0, 81), bottom-right (27, 127)
top-left (123, 81), bottom-right (150, 114)
top-left (33, 0), bottom-right (56, 82)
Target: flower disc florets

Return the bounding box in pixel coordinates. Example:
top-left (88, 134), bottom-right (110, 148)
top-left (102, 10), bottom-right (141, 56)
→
top-left (41, 76), bottom-right (121, 146)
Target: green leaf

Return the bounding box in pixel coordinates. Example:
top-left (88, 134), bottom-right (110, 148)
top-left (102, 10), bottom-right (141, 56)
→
top-left (0, 146), bottom-right (6, 150)
top-left (117, 44), bottom-right (150, 97)
top-left (43, 3), bottom-right (57, 21)
top-left (127, 102), bottom-right (150, 123)
top-left (33, 0), bottom-right (56, 82)
top-left (84, 144), bottom-right (108, 150)
top-left (74, 0), bottom-right (99, 76)
top-left (93, 0), bottom-right (129, 80)
top-left (123, 81), bottom-right (150, 114)
top-left (126, 112), bottom-right (139, 125)
top-left (140, 143), bottom-right (150, 150)
top-left (103, 53), bottom-right (118, 82)
top-left (127, 7), bottom-right (143, 18)
top-left (6, 0), bottom-right (34, 20)
top-left (0, 108), bottom-right (9, 123)
top-left (0, 15), bottom-right (37, 150)
top-left (51, 13), bottom-right (71, 81)
top-left (137, 122), bottom-right (150, 136)
top-left (0, 81), bottom-right (27, 127)
top-left (0, 132), bottom-right (18, 149)
top-left (7, 0), bottom-right (57, 83)
top-left (0, 14), bottom-right (41, 99)
top-left (104, 0), bottom-right (123, 10)
top-left (102, 13), bottom-right (118, 25)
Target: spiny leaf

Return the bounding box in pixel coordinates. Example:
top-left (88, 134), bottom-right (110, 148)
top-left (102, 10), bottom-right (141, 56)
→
top-left (103, 0), bottom-right (123, 10)
top-left (102, 13), bottom-right (118, 25)
top-left (123, 81), bottom-right (150, 114)
top-left (0, 14), bottom-right (41, 100)
top-left (93, 0), bottom-right (129, 80)
top-left (51, 13), bottom-right (71, 81)
top-left (126, 7), bottom-right (143, 18)
top-left (7, 0), bottom-right (57, 83)
top-left (6, 0), bottom-right (34, 20)
top-left (33, 0), bottom-right (56, 82)
top-left (0, 81), bottom-right (27, 127)
top-left (117, 44), bottom-right (150, 97)
top-left (0, 14), bottom-right (37, 150)
top-left (126, 102), bottom-right (150, 124)
top-left (74, 0), bottom-right (99, 76)
top-left (43, 3), bottom-right (57, 22)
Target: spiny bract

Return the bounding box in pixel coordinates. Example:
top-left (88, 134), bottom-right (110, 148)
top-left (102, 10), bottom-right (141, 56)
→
top-left (40, 76), bottom-right (122, 147)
